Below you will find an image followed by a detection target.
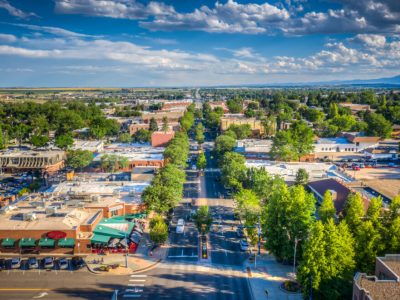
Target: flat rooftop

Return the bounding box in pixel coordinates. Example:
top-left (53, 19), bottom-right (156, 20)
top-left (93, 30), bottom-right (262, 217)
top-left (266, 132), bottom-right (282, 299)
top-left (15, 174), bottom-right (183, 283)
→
top-left (0, 201), bottom-right (99, 231)
top-left (0, 150), bottom-right (65, 158)
top-left (95, 144), bottom-right (165, 161)
top-left (51, 181), bottom-right (150, 196)
top-left (316, 137), bottom-right (349, 144)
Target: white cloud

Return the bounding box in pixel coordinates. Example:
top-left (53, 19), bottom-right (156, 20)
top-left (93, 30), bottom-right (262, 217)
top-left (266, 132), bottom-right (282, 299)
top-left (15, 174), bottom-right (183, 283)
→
top-left (0, 33), bottom-right (17, 42)
top-left (0, 0), bottom-right (37, 19)
top-left (141, 0), bottom-right (289, 34)
top-left (352, 34), bottom-right (387, 47)
top-left (8, 23), bottom-right (97, 38)
top-left (54, 0), bottom-right (174, 19)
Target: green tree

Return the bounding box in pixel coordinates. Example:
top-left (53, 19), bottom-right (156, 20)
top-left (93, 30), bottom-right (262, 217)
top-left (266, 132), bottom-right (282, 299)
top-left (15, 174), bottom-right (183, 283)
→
top-left (271, 121), bottom-right (314, 161)
top-left (30, 135), bottom-right (49, 147)
top-left (196, 152), bottom-right (207, 170)
top-left (133, 129), bottom-right (151, 143)
top-left (195, 123), bottom-right (205, 144)
top-left (328, 103), bottom-right (339, 119)
top-left (118, 133), bottom-right (132, 143)
top-left (193, 206), bottom-right (213, 235)
top-left (100, 154), bottom-right (129, 172)
top-left (0, 126), bottom-right (5, 149)
top-left (298, 219), bottom-right (355, 299)
top-left (67, 150), bottom-right (93, 170)
top-left (383, 195), bottom-right (400, 253)
top-left (227, 98), bottom-right (243, 113)
top-left (264, 184), bottom-right (315, 262)
top-left (180, 111), bottom-right (195, 132)
top-left (343, 193), bottom-right (365, 233)
top-left (215, 134), bottom-right (236, 155)
top-left (319, 190), bottom-right (336, 223)
top-left (149, 117), bottom-right (158, 132)
top-left (234, 189), bottom-right (261, 241)
top-left (149, 218), bottom-right (168, 245)
top-left (365, 112), bottom-right (392, 138)
top-left (227, 124), bottom-right (252, 139)
top-left (163, 132), bottom-right (190, 168)
top-left (55, 134), bottom-right (74, 150)
top-left (220, 152), bottom-right (247, 191)
top-left (161, 116), bottom-right (169, 131)
top-left (295, 168), bottom-right (309, 185)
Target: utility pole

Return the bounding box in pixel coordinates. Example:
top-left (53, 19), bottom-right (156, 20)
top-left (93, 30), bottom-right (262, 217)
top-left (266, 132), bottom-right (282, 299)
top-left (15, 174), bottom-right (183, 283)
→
top-left (257, 215), bottom-right (261, 255)
top-left (293, 237), bottom-right (299, 274)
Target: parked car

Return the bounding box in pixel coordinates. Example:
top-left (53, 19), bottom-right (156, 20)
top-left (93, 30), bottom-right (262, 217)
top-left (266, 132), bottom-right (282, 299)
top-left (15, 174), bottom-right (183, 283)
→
top-left (352, 165), bottom-right (361, 171)
top-left (71, 257), bottom-right (85, 269)
top-left (0, 259), bottom-right (5, 270)
top-left (11, 257), bottom-right (21, 269)
top-left (236, 228), bottom-right (244, 238)
top-left (58, 258), bottom-right (69, 270)
top-left (239, 239), bottom-right (249, 251)
top-left (28, 257), bottom-right (39, 269)
top-left (43, 257), bottom-right (54, 269)
top-left (176, 218), bottom-right (185, 234)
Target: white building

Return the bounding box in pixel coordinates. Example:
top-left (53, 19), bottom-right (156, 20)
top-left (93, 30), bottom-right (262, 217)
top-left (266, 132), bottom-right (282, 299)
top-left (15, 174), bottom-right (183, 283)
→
top-left (72, 140), bottom-right (104, 153)
top-left (314, 134), bottom-right (380, 153)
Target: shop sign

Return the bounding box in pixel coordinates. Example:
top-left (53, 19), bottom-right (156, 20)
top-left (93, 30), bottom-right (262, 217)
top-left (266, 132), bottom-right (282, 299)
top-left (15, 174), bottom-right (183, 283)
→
top-left (47, 231), bottom-right (67, 239)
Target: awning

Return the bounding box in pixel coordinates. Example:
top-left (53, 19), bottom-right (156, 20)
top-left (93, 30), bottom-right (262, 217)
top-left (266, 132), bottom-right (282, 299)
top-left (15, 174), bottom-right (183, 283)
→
top-left (58, 238), bottom-right (75, 248)
top-left (39, 238), bottom-right (55, 247)
top-left (19, 238), bottom-right (36, 247)
top-left (93, 225), bottom-right (126, 239)
top-left (91, 234), bottom-right (110, 244)
top-left (1, 238), bottom-right (15, 247)
top-left (120, 238), bottom-right (128, 248)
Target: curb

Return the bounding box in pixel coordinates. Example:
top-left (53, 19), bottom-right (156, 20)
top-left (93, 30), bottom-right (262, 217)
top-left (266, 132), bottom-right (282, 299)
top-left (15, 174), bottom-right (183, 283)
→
top-left (85, 259), bottom-right (162, 276)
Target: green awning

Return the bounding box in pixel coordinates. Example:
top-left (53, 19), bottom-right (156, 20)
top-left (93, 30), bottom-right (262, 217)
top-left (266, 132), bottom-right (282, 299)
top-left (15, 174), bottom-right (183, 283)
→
top-left (57, 238), bottom-right (75, 248)
top-left (93, 225), bottom-right (126, 239)
top-left (1, 238), bottom-right (15, 247)
top-left (91, 234), bottom-right (110, 244)
top-left (19, 238), bottom-right (36, 247)
top-left (39, 238), bottom-right (55, 247)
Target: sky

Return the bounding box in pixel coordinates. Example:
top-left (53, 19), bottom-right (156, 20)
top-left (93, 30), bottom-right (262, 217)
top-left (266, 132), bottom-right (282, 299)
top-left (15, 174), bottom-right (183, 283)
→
top-left (0, 0), bottom-right (399, 87)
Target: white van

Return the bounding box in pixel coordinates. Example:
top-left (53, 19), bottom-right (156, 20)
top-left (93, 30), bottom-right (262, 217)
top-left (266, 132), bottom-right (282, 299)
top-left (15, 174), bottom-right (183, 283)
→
top-left (176, 219), bottom-right (185, 234)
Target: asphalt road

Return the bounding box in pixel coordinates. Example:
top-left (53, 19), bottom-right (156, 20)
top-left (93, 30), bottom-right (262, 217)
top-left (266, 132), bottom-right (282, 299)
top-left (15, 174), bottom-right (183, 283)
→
top-left (167, 205), bottom-right (198, 262)
top-left (0, 269), bottom-right (119, 300)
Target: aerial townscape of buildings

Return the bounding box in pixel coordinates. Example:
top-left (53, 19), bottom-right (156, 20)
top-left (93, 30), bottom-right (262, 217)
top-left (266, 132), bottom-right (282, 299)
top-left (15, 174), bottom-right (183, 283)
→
top-left (0, 86), bottom-right (399, 300)
top-left (0, 0), bottom-right (400, 299)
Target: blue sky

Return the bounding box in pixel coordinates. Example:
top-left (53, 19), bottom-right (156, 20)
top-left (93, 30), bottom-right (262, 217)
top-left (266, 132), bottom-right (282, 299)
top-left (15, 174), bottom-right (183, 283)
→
top-left (0, 0), bottom-right (399, 87)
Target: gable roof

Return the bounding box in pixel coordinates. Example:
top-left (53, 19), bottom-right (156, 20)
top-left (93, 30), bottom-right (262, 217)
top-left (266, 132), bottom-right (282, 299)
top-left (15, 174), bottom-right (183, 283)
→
top-left (307, 179), bottom-right (351, 214)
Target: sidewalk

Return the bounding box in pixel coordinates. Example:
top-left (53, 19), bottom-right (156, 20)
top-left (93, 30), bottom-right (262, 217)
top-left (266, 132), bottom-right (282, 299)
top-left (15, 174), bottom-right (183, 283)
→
top-left (84, 220), bottom-right (168, 275)
top-left (245, 250), bottom-right (302, 300)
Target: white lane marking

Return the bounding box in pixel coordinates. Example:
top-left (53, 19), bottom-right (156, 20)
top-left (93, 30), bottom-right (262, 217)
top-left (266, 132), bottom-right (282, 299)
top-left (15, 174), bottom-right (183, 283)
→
top-left (129, 279), bottom-right (146, 282)
top-left (130, 275), bottom-right (147, 277)
top-left (33, 292), bottom-right (48, 299)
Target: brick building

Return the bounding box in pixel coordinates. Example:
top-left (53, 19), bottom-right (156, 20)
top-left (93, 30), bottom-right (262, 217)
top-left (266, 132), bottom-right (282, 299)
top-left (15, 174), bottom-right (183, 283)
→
top-left (353, 254), bottom-right (400, 300)
top-left (151, 131), bottom-right (175, 147)
top-left (0, 150), bottom-right (66, 174)
top-left (220, 116), bottom-right (265, 136)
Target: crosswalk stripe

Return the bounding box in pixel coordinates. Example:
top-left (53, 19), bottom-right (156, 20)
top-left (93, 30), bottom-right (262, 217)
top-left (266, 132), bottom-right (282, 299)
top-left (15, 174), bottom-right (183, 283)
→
top-left (130, 274), bottom-right (147, 277)
top-left (126, 289), bottom-right (143, 293)
top-left (129, 279), bottom-right (146, 282)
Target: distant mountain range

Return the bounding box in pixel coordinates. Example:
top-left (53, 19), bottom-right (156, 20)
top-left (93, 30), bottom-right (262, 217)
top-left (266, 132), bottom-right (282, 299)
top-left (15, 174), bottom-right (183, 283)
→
top-left (251, 75), bottom-right (400, 88)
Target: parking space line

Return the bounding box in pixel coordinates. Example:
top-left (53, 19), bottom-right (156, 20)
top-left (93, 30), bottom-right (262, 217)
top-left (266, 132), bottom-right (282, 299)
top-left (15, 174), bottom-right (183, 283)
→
top-left (130, 275), bottom-right (147, 278)
top-left (128, 284), bottom-right (144, 287)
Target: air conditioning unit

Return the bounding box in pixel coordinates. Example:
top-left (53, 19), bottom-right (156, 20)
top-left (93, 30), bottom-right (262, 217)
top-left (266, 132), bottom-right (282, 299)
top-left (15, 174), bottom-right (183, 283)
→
top-left (91, 195), bottom-right (100, 202)
top-left (45, 206), bottom-right (58, 215)
top-left (31, 201), bottom-right (46, 208)
top-left (23, 212), bottom-right (37, 221)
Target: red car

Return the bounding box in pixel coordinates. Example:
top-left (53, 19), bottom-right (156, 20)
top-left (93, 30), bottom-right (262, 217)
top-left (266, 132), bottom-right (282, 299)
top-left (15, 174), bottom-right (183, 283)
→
top-left (352, 166), bottom-right (360, 171)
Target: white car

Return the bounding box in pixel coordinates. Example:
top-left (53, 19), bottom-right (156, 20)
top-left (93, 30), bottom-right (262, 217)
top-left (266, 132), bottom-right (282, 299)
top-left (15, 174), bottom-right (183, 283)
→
top-left (11, 257), bottom-right (21, 269)
top-left (58, 258), bottom-right (69, 270)
top-left (43, 257), bottom-right (54, 269)
top-left (176, 219), bottom-right (185, 234)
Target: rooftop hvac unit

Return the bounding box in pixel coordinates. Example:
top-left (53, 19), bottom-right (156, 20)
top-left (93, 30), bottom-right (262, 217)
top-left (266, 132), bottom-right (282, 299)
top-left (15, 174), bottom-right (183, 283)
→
top-left (45, 206), bottom-right (58, 215)
top-left (31, 201), bottom-right (46, 208)
top-left (91, 195), bottom-right (100, 202)
top-left (129, 190), bottom-right (137, 196)
top-left (66, 200), bottom-right (82, 207)
top-left (23, 212), bottom-right (37, 221)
